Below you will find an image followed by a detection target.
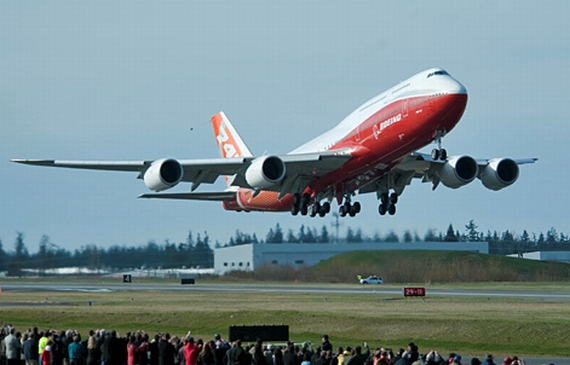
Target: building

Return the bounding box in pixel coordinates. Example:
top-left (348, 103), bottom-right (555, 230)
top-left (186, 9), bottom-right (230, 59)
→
top-left (507, 251), bottom-right (570, 264)
top-left (214, 241), bottom-right (489, 275)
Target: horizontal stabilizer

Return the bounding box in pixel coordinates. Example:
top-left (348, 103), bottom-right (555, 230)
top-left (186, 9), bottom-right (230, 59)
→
top-left (138, 191), bottom-right (236, 201)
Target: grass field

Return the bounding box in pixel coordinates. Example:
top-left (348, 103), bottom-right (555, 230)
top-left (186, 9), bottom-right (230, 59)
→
top-left (2, 280), bottom-right (570, 358)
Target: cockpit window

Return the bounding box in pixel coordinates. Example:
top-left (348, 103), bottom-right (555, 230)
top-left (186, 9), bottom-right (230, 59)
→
top-left (427, 70), bottom-right (449, 78)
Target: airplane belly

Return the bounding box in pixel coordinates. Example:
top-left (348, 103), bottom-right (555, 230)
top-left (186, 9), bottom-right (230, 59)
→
top-left (223, 189), bottom-right (293, 212)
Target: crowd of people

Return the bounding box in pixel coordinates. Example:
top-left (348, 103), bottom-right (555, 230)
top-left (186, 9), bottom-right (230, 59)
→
top-left (0, 326), bottom-right (541, 365)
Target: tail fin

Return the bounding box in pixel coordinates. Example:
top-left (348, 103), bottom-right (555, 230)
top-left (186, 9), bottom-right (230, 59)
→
top-left (211, 112), bottom-right (253, 159)
top-left (211, 112), bottom-right (253, 187)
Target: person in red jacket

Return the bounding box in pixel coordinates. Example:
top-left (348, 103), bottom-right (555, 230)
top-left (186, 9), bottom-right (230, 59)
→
top-left (184, 337), bottom-right (200, 365)
top-left (127, 336), bottom-right (140, 365)
top-left (41, 341), bottom-right (53, 365)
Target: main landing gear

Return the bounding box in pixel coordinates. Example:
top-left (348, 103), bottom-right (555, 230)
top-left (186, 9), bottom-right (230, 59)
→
top-left (378, 192), bottom-right (398, 216)
top-left (338, 196), bottom-right (361, 218)
top-left (431, 130), bottom-right (447, 161)
top-left (291, 193), bottom-right (331, 217)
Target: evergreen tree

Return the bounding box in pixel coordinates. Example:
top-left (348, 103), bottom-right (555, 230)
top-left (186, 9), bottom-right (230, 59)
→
top-left (273, 223), bottom-right (284, 243)
top-left (346, 227), bottom-right (355, 243)
top-left (0, 238), bottom-right (6, 272)
top-left (444, 224), bottom-right (459, 242)
top-left (286, 229), bottom-right (299, 243)
top-left (266, 228), bottom-right (275, 243)
top-left (424, 229), bottom-right (438, 242)
top-left (384, 231), bottom-right (399, 242)
top-left (546, 227), bottom-right (558, 245)
top-left (465, 220), bottom-right (479, 241)
top-left (319, 225), bottom-right (330, 243)
top-left (403, 230), bottom-right (413, 243)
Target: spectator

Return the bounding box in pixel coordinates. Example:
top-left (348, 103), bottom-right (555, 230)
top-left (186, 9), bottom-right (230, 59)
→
top-left (5, 328), bottom-right (22, 365)
top-left (41, 341), bottom-right (53, 365)
top-left (183, 338), bottom-right (199, 365)
top-left (103, 332), bottom-right (121, 365)
top-left (449, 355), bottom-right (462, 365)
top-left (68, 336), bottom-right (85, 365)
top-left (149, 335), bottom-right (160, 365)
top-left (38, 332), bottom-right (49, 365)
top-left (137, 334), bottom-right (149, 365)
top-left (86, 335), bottom-right (100, 365)
top-left (282, 346), bottom-right (297, 365)
top-left (346, 344), bottom-right (369, 365)
top-left (198, 341), bottom-right (215, 365)
top-left (252, 342), bottom-right (266, 365)
top-left (227, 340), bottom-right (245, 365)
top-left (481, 355), bottom-right (495, 365)
top-left (158, 334), bottom-right (175, 365)
top-left (24, 334), bottom-right (37, 365)
top-left (52, 331), bottom-right (65, 365)
top-left (272, 348), bottom-right (284, 365)
top-left (321, 337), bottom-right (332, 353)
top-left (127, 336), bottom-right (139, 365)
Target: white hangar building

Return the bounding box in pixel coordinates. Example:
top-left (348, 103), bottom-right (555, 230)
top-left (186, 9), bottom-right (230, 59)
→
top-left (214, 241), bottom-right (489, 275)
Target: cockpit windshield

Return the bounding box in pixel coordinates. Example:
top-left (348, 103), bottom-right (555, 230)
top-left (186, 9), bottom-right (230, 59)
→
top-left (427, 70), bottom-right (449, 78)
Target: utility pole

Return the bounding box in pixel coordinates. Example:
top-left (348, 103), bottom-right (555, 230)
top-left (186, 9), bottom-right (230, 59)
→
top-left (331, 212), bottom-right (342, 244)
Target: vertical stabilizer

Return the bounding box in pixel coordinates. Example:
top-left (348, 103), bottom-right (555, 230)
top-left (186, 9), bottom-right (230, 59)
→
top-left (211, 112), bottom-right (253, 159)
top-left (211, 112), bottom-right (253, 187)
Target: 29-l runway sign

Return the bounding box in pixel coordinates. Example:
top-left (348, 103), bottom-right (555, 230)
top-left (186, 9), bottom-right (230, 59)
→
top-left (403, 287), bottom-right (426, 297)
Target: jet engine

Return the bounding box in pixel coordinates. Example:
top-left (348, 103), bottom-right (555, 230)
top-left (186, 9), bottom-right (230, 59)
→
top-left (480, 158), bottom-right (519, 191)
top-left (245, 155), bottom-right (286, 189)
top-left (439, 155), bottom-right (478, 189)
top-left (143, 158), bottom-right (183, 192)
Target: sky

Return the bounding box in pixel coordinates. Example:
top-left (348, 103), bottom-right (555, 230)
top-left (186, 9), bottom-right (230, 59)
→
top-left (1, 1), bottom-right (569, 253)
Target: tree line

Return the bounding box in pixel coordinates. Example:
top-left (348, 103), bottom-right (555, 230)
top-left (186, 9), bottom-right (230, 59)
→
top-left (0, 220), bottom-right (568, 275)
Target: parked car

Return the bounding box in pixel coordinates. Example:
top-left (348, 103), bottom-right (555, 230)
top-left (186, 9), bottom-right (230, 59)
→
top-left (359, 275), bottom-right (384, 284)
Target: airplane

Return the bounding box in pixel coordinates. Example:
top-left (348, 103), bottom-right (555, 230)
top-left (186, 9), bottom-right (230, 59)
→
top-left (12, 68), bottom-right (537, 218)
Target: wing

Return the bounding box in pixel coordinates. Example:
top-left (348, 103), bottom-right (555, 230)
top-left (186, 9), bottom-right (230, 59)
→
top-left (12, 148), bottom-right (352, 196)
top-left (139, 191), bottom-right (237, 201)
top-left (358, 152), bottom-right (537, 197)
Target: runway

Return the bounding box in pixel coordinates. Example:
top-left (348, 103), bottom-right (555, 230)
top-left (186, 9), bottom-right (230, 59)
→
top-left (2, 281), bottom-right (570, 301)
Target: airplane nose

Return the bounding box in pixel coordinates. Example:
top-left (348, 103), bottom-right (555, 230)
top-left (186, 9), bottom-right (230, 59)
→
top-left (446, 77), bottom-right (467, 95)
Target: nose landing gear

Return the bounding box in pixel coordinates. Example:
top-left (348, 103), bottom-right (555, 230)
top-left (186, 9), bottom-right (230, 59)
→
top-left (431, 130), bottom-right (447, 161)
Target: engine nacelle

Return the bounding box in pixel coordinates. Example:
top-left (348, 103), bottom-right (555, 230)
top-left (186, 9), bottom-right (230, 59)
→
top-left (143, 158), bottom-right (183, 192)
top-left (440, 155), bottom-right (479, 189)
top-left (480, 158), bottom-right (519, 191)
top-left (245, 155), bottom-right (286, 189)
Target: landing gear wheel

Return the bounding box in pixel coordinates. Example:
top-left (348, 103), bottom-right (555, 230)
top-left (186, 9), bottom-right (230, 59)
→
top-left (293, 193), bottom-right (301, 206)
top-left (390, 193), bottom-right (398, 205)
top-left (301, 204), bottom-right (308, 216)
top-left (352, 202), bottom-right (361, 214)
top-left (388, 204), bottom-right (396, 215)
top-left (431, 148), bottom-right (440, 160)
top-left (440, 148), bottom-right (447, 160)
top-left (339, 205), bottom-right (347, 217)
top-left (380, 193), bottom-right (389, 206)
top-left (379, 204), bottom-right (387, 216)
top-left (322, 202), bottom-right (331, 214)
top-left (309, 205), bottom-right (317, 217)
top-left (291, 205), bottom-right (299, 216)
